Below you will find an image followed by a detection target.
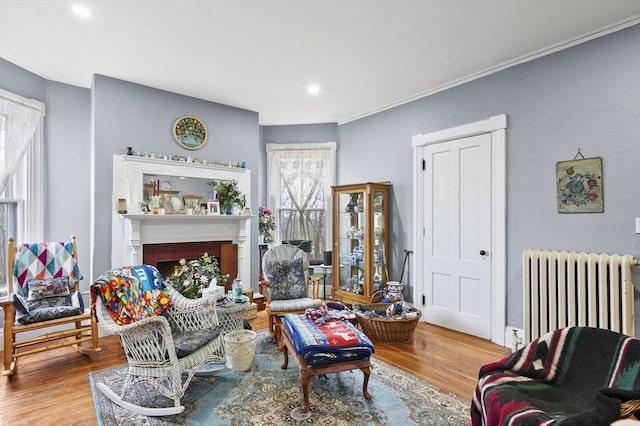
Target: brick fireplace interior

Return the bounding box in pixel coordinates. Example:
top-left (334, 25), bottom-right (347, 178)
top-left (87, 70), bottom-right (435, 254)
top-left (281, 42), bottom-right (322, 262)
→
top-left (142, 241), bottom-right (238, 292)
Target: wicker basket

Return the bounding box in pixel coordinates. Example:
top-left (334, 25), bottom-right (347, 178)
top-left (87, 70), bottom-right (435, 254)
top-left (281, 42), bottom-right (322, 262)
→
top-left (355, 303), bottom-right (421, 342)
top-left (224, 330), bottom-right (257, 372)
top-left (243, 302), bottom-right (258, 320)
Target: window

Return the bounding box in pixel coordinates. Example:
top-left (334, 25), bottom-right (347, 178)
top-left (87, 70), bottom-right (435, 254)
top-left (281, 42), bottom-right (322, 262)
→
top-left (0, 89), bottom-right (45, 292)
top-left (266, 142), bottom-right (336, 262)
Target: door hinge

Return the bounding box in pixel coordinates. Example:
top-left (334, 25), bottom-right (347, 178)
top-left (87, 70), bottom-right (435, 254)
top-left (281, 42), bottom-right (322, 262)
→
top-left (422, 294), bottom-right (425, 305)
top-left (422, 159), bottom-right (426, 170)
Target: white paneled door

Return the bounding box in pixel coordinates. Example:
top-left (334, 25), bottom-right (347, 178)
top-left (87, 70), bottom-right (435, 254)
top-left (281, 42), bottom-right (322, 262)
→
top-left (422, 133), bottom-right (492, 338)
top-left (413, 115), bottom-right (506, 344)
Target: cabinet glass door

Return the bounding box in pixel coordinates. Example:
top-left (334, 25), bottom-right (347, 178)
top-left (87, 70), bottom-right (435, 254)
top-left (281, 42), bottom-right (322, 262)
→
top-left (337, 189), bottom-right (366, 295)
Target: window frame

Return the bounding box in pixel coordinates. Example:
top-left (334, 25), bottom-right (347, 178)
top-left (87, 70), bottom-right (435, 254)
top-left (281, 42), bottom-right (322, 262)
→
top-left (266, 142), bottom-right (336, 262)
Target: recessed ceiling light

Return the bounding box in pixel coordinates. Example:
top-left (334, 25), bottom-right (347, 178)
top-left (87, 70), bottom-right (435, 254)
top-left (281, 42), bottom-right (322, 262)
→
top-left (307, 84), bottom-right (320, 95)
top-left (72, 4), bottom-right (91, 19)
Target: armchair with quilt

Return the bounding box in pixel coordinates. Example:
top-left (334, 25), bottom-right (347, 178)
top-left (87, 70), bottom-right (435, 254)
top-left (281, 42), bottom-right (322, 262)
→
top-left (1, 235), bottom-right (100, 376)
top-left (471, 327), bottom-right (640, 426)
top-left (259, 244), bottom-right (322, 348)
top-left (92, 265), bottom-right (224, 416)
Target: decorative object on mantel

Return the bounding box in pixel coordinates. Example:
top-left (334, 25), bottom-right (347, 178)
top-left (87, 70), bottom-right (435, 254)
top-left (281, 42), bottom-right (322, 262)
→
top-left (166, 253), bottom-right (230, 299)
top-left (258, 206), bottom-right (276, 244)
top-left (556, 149), bottom-right (604, 214)
top-left (214, 180), bottom-right (244, 215)
top-left (173, 115), bottom-right (207, 150)
top-left (124, 146), bottom-right (246, 169)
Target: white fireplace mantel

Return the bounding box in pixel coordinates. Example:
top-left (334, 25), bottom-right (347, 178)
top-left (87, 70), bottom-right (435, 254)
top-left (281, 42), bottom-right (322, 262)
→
top-left (111, 155), bottom-right (253, 283)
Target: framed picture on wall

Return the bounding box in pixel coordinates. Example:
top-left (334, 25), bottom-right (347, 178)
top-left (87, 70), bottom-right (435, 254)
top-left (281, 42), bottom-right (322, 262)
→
top-left (556, 156), bottom-right (604, 213)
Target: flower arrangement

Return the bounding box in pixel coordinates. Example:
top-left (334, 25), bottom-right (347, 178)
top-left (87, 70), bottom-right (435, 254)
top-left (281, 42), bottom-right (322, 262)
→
top-left (258, 206), bottom-right (277, 243)
top-left (213, 179), bottom-right (244, 213)
top-left (166, 252), bottom-right (230, 299)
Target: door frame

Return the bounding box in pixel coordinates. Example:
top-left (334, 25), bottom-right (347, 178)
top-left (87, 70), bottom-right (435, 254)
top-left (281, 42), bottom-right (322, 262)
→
top-left (412, 114), bottom-right (507, 346)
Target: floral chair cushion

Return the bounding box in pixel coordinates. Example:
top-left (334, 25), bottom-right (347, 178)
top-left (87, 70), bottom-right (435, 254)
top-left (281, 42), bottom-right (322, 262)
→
top-left (92, 265), bottom-right (172, 325)
top-left (172, 327), bottom-right (221, 358)
top-left (264, 257), bottom-right (307, 300)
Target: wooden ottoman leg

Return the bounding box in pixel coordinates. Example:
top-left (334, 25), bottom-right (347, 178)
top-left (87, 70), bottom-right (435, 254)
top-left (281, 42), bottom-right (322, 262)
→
top-left (281, 343), bottom-right (289, 369)
top-left (300, 369), bottom-right (312, 412)
top-left (362, 363), bottom-right (372, 400)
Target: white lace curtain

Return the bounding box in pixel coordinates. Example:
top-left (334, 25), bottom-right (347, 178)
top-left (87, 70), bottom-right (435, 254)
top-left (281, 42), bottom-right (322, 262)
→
top-left (267, 143), bottom-right (335, 240)
top-left (0, 93), bottom-right (43, 195)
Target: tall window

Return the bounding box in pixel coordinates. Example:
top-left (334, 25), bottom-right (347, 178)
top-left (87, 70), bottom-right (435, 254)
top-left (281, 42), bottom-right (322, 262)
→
top-left (266, 142), bottom-right (336, 262)
top-left (0, 89), bottom-right (45, 293)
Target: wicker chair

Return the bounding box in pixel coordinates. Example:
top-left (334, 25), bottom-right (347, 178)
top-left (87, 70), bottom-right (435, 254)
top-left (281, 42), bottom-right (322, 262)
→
top-left (92, 265), bottom-right (224, 416)
top-left (259, 244), bottom-right (322, 348)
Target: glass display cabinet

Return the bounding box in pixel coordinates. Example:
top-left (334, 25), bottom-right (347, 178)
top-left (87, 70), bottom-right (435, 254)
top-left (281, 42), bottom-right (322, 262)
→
top-left (332, 182), bottom-right (391, 305)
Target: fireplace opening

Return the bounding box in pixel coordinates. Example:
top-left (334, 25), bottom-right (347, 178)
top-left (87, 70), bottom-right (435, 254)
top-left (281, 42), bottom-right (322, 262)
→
top-left (143, 241), bottom-right (238, 292)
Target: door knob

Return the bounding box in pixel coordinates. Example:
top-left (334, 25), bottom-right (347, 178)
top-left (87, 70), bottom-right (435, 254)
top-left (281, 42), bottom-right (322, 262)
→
top-left (479, 250), bottom-right (487, 256)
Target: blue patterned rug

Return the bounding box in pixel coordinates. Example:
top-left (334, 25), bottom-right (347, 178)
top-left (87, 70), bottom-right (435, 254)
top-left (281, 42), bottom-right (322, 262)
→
top-left (90, 332), bottom-right (470, 425)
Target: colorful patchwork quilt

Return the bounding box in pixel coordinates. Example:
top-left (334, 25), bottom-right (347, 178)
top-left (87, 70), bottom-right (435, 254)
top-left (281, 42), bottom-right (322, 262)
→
top-left (92, 265), bottom-right (172, 325)
top-left (282, 314), bottom-right (374, 365)
top-left (13, 241), bottom-right (82, 296)
top-left (471, 327), bottom-right (640, 426)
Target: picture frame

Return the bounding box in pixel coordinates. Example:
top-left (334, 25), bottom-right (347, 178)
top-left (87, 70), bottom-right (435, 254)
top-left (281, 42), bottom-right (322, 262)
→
top-left (556, 156), bottom-right (604, 213)
top-left (183, 194), bottom-right (203, 210)
top-left (207, 201), bottom-right (220, 215)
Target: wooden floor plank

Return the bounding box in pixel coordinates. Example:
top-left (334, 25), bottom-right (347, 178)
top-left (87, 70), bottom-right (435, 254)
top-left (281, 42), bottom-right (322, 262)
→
top-left (0, 310), bottom-right (509, 424)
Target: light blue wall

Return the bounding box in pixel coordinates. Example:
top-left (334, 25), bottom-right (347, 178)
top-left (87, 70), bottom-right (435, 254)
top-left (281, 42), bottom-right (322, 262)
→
top-left (91, 75), bottom-right (261, 284)
top-left (2, 23), bottom-right (639, 333)
top-left (338, 24), bottom-right (640, 329)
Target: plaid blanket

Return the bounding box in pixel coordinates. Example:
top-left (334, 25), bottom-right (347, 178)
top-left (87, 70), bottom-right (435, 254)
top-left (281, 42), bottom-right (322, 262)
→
top-left (282, 314), bottom-right (374, 365)
top-left (471, 327), bottom-right (640, 426)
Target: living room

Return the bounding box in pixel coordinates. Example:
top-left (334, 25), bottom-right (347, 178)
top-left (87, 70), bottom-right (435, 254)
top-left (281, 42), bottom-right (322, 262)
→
top-left (1, 1), bottom-right (639, 424)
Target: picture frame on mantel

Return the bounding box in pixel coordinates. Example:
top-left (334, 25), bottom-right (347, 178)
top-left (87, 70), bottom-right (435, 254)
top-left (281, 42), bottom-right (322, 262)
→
top-left (556, 156), bottom-right (604, 214)
top-left (207, 201), bottom-right (220, 215)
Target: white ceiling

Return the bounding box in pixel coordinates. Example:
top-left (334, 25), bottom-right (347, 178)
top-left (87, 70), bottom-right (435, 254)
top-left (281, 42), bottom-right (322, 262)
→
top-left (1, 1), bottom-right (639, 125)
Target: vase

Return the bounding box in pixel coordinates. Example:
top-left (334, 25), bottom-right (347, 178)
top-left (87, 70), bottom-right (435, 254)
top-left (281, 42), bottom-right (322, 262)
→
top-left (258, 234), bottom-right (266, 245)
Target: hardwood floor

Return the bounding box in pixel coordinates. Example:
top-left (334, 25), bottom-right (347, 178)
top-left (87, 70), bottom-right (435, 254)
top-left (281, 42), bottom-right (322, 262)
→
top-left (0, 310), bottom-right (509, 425)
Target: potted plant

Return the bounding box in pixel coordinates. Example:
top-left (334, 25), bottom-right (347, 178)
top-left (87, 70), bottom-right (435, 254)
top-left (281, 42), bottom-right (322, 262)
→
top-left (214, 180), bottom-right (244, 214)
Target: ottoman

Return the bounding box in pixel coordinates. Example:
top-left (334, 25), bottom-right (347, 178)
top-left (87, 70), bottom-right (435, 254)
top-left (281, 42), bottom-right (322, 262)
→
top-left (280, 314), bottom-right (375, 412)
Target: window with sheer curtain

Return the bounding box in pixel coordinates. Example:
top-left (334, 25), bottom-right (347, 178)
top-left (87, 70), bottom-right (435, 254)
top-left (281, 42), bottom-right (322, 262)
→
top-left (0, 89), bottom-right (45, 293)
top-left (266, 142), bottom-right (336, 262)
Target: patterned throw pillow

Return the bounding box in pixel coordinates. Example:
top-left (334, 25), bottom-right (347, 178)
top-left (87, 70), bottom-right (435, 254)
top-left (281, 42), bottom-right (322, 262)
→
top-left (264, 257), bottom-right (307, 300)
top-left (27, 277), bottom-right (71, 301)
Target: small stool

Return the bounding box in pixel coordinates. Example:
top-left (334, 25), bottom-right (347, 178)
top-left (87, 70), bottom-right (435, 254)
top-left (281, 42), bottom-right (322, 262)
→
top-left (280, 315), bottom-right (373, 412)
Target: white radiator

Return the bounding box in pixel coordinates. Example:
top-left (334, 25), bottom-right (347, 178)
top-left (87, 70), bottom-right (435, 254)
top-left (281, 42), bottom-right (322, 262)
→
top-left (523, 249), bottom-right (637, 342)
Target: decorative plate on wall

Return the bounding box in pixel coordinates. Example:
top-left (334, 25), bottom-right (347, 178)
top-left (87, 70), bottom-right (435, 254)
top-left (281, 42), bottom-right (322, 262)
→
top-left (173, 116), bottom-right (208, 150)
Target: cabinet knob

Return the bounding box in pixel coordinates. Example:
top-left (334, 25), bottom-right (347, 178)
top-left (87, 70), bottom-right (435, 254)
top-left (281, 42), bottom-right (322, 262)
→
top-left (479, 250), bottom-right (487, 256)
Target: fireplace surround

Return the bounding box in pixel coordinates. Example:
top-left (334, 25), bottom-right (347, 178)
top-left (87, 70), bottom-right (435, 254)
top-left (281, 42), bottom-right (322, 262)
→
top-left (111, 155), bottom-right (252, 286)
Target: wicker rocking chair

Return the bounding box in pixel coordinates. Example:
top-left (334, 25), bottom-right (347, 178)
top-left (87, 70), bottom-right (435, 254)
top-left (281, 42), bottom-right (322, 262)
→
top-left (92, 265), bottom-right (224, 416)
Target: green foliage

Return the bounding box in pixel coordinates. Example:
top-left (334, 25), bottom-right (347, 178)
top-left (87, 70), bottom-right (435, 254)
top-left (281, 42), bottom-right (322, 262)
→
top-left (166, 253), bottom-right (230, 299)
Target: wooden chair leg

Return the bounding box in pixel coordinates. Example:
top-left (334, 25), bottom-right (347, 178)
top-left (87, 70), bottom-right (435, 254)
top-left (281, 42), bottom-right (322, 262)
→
top-left (2, 303), bottom-right (16, 376)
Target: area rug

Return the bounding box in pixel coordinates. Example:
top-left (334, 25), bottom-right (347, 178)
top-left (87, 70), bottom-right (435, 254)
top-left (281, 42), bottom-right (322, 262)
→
top-left (90, 332), bottom-right (470, 425)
